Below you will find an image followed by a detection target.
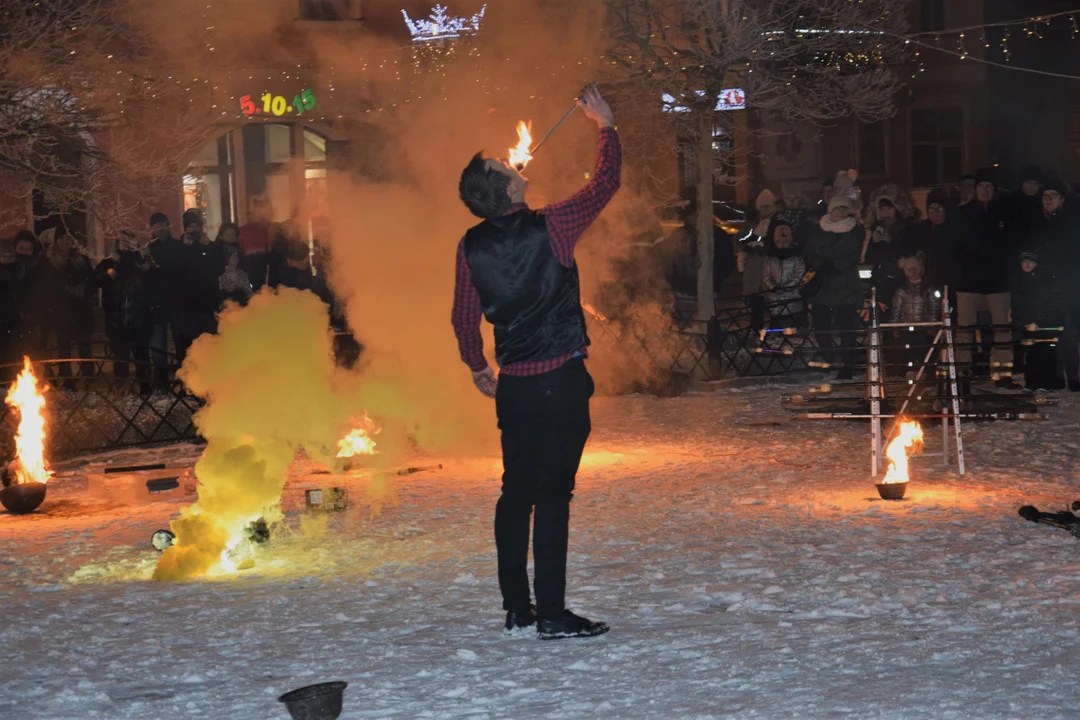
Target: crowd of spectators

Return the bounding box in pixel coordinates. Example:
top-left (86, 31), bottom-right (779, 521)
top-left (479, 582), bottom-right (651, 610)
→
top-left (725, 164), bottom-right (1080, 389)
top-left (0, 196), bottom-right (337, 394)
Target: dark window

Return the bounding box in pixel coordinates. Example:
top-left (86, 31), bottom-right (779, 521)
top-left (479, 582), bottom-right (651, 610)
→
top-left (299, 0), bottom-right (351, 20)
top-left (910, 107), bottom-right (965, 187)
top-left (857, 120), bottom-right (888, 176)
top-left (919, 0), bottom-right (946, 32)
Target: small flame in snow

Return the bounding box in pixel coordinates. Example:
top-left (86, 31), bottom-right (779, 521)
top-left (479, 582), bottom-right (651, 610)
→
top-left (882, 421), bottom-right (923, 484)
top-left (337, 415), bottom-right (380, 458)
top-left (508, 120), bottom-right (533, 169)
top-left (5, 357), bottom-right (51, 485)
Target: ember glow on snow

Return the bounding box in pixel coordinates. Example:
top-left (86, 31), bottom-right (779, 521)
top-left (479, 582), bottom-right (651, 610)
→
top-left (5, 357), bottom-right (51, 486)
top-left (882, 421), bottom-right (924, 485)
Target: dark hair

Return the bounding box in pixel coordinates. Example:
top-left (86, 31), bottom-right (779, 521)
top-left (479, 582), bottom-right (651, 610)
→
top-left (216, 222), bottom-right (240, 242)
top-left (149, 212), bottom-right (169, 227)
top-left (459, 153), bottom-right (512, 219)
top-left (13, 230), bottom-right (38, 253)
top-left (181, 208), bottom-right (203, 230)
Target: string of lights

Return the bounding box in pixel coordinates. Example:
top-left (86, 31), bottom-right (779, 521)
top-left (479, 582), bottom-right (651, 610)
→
top-left (906, 9), bottom-right (1078, 38)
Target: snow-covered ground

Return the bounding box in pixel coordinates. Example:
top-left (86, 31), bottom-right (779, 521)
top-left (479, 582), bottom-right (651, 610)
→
top-left (4, 382), bottom-right (1080, 719)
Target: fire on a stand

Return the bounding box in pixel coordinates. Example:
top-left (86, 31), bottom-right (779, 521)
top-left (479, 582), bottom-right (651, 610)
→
top-left (1, 357), bottom-right (52, 514)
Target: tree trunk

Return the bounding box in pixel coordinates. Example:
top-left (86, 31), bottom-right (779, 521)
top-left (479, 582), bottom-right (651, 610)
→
top-left (695, 109), bottom-right (715, 320)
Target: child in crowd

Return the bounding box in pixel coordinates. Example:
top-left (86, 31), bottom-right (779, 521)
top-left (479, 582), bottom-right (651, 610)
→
top-left (219, 246), bottom-right (253, 307)
top-left (890, 253), bottom-right (940, 378)
top-left (1013, 251), bottom-right (1066, 391)
top-left (761, 218), bottom-right (806, 330)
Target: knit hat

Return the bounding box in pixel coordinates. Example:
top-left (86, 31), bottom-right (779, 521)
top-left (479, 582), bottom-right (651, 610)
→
top-left (149, 212), bottom-right (169, 228)
top-left (181, 208), bottom-right (204, 230)
top-left (1019, 250), bottom-right (1039, 263)
top-left (1019, 164), bottom-right (1044, 184)
top-left (1042, 178), bottom-right (1068, 198)
top-left (926, 187), bottom-right (951, 209)
top-left (828, 194), bottom-right (855, 211)
top-left (974, 167), bottom-right (997, 187)
top-left (755, 189), bottom-right (777, 210)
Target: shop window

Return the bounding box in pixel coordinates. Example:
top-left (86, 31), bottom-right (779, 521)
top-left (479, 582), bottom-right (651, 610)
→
top-left (183, 132), bottom-right (235, 240)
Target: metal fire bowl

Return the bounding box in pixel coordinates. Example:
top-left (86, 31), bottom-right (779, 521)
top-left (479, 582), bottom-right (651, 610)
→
top-left (875, 482), bottom-right (908, 501)
top-left (0, 482), bottom-right (47, 514)
top-left (278, 681), bottom-right (347, 720)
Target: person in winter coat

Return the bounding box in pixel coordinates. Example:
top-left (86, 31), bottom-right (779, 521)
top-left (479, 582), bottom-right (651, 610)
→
top-left (955, 167), bottom-right (1017, 387)
top-left (219, 245), bottom-right (253, 307)
top-left (738, 189), bottom-right (777, 331)
top-left (10, 232), bottom-right (51, 360)
top-left (238, 194), bottom-right (274, 290)
top-left (890, 254), bottom-right (940, 377)
top-left (1013, 251), bottom-right (1067, 391)
top-left (176, 208), bottom-right (224, 358)
top-left (1024, 179), bottom-right (1079, 390)
top-left (95, 232), bottom-right (153, 393)
top-left (0, 241), bottom-right (19, 378)
top-left (46, 233), bottom-right (95, 385)
top-left (146, 212), bottom-right (187, 390)
top-left (1009, 164), bottom-right (1045, 243)
top-left (271, 239), bottom-right (315, 292)
top-left (864, 198), bottom-right (906, 315)
top-left (804, 193), bottom-right (865, 379)
top-left (761, 218), bottom-right (806, 327)
top-left (901, 187), bottom-right (958, 296)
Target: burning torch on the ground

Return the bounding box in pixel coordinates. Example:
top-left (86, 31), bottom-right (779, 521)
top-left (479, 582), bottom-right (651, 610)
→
top-left (1, 357), bottom-right (51, 513)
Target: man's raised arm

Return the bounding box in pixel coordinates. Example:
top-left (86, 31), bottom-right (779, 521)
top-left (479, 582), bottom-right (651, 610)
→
top-left (544, 87), bottom-right (622, 266)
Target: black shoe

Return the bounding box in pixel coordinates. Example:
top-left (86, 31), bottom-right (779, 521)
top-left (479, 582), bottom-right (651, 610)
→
top-left (995, 377), bottom-right (1020, 390)
top-left (1069, 380), bottom-right (1080, 393)
top-left (537, 610), bottom-right (610, 640)
top-left (504, 605), bottom-right (537, 634)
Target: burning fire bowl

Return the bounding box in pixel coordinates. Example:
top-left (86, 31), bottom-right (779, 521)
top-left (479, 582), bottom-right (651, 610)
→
top-left (0, 482), bottom-right (47, 514)
top-left (875, 481), bottom-right (908, 501)
top-left (278, 681), bottom-right (347, 720)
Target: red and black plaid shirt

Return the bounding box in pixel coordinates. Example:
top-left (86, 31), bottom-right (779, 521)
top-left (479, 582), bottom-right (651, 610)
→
top-left (452, 127), bottom-right (622, 376)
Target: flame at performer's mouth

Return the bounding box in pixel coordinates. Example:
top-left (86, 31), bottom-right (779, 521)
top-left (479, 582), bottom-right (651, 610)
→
top-left (882, 421), bottom-right (923, 484)
top-left (337, 414), bottom-right (380, 458)
top-left (5, 357), bottom-right (51, 485)
top-left (509, 120), bottom-right (533, 169)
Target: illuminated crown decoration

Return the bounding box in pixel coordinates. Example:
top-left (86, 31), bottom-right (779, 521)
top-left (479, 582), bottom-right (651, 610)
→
top-left (402, 4), bottom-right (486, 43)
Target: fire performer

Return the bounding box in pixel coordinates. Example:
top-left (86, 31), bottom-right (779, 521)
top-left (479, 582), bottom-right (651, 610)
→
top-left (452, 86), bottom-right (620, 639)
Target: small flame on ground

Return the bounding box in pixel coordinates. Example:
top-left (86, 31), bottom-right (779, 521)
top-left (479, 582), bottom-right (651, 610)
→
top-left (508, 120), bottom-right (533, 169)
top-left (5, 356), bottom-right (51, 485)
top-left (582, 302), bottom-right (607, 323)
top-left (882, 421), bottom-right (923, 484)
top-left (337, 415), bottom-right (380, 458)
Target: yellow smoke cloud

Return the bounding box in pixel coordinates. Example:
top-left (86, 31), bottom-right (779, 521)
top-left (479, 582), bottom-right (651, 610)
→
top-left (154, 288), bottom-right (363, 582)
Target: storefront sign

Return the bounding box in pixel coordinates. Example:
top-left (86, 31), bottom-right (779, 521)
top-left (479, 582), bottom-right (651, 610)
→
top-left (240, 89), bottom-right (319, 117)
top-left (662, 88), bottom-right (747, 113)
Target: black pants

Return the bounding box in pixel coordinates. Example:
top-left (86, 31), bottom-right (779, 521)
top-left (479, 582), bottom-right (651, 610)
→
top-left (494, 359), bottom-right (593, 620)
top-left (175, 311), bottom-right (218, 361)
top-left (55, 317), bottom-right (94, 382)
top-left (109, 328), bottom-right (152, 393)
top-left (811, 303), bottom-right (858, 375)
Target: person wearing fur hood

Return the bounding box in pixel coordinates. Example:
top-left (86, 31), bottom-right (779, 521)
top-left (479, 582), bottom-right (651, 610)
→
top-left (804, 193), bottom-right (865, 379)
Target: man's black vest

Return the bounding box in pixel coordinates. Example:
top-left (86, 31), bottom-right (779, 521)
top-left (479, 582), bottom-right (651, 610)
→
top-left (463, 209), bottom-right (589, 367)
